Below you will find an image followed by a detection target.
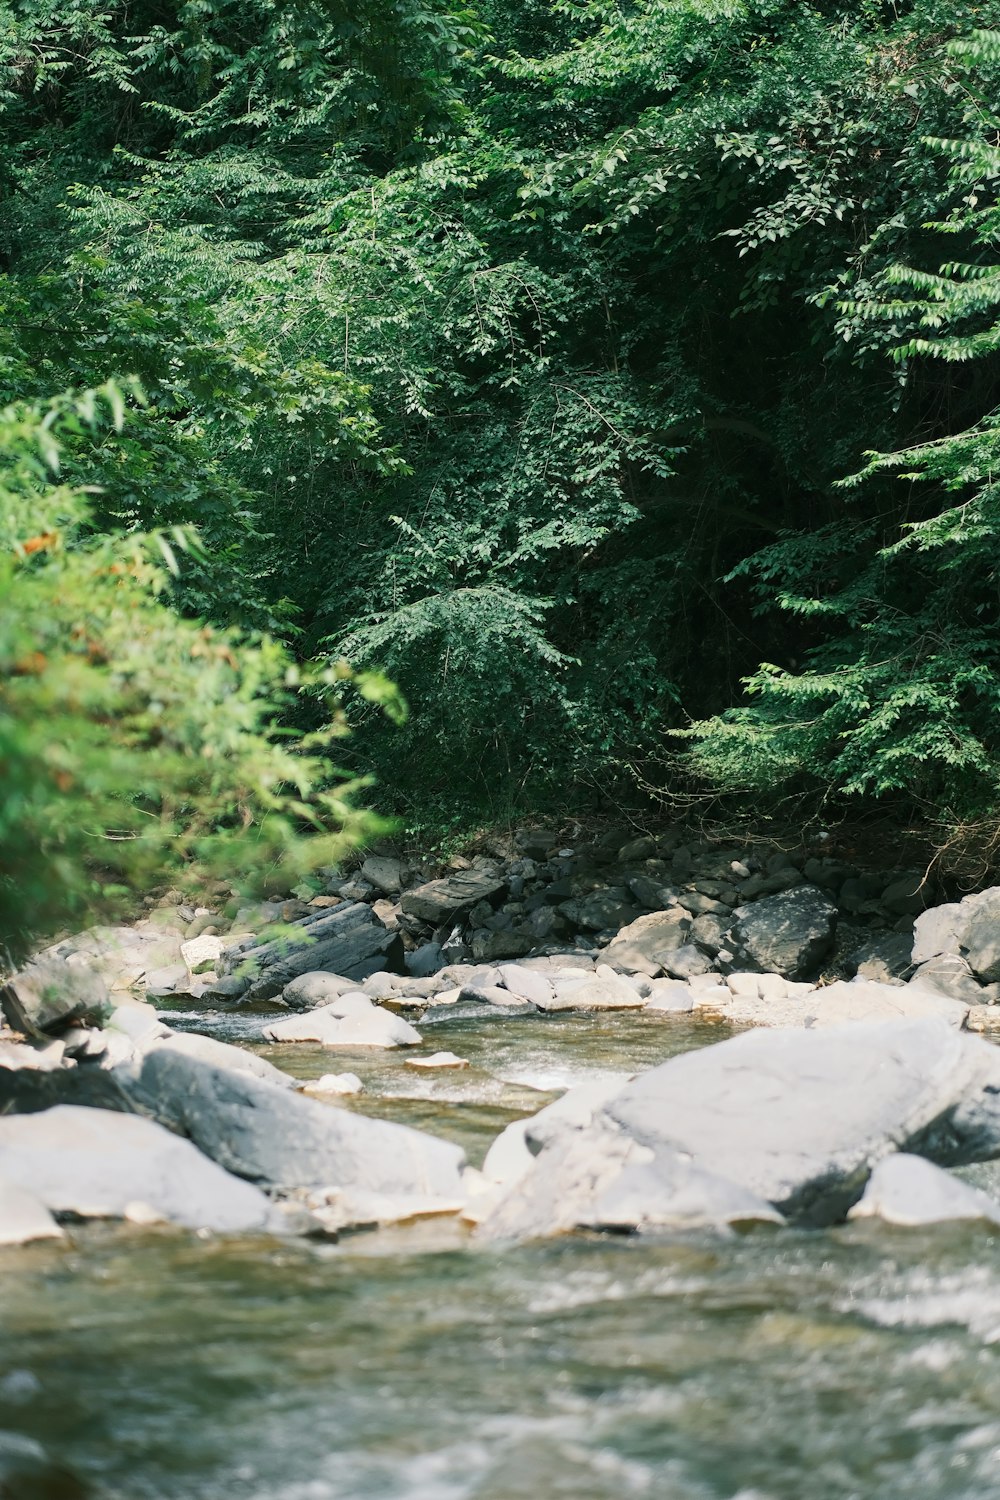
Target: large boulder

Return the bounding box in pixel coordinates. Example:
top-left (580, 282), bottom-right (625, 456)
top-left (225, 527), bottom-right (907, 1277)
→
top-left (1, 959), bottom-right (108, 1037)
top-left (732, 884), bottom-right (837, 977)
top-left (911, 901), bottom-right (963, 966)
top-left (153, 1030), bottom-right (296, 1086)
top-left (479, 1017), bottom-right (1000, 1239)
top-left (400, 870), bottom-right (507, 925)
top-left (605, 1018), bottom-right (1000, 1224)
top-left (222, 902), bottom-right (402, 1000)
top-left (0, 1105), bottom-right (277, 1232)
top-left (602, 909), bottom-right (692, 976)
top-left (125, 1047), bottom-right (466, 1197)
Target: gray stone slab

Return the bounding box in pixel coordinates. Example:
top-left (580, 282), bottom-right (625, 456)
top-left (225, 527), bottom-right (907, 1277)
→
top-left (127, 1048), bottom-right (466, 1196)
top-left (400, 871), bottom-right (507, 924)
top-left (223, 903), bottom-right (400, 1000)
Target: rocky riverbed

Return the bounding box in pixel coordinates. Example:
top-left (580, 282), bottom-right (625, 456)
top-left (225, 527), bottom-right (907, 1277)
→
top-left (6, 825), bottom-right (1000, 1494)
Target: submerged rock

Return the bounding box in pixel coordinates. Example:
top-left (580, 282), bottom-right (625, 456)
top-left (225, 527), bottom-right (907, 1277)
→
top-left (0, 1431), bottom-right (89, 1499)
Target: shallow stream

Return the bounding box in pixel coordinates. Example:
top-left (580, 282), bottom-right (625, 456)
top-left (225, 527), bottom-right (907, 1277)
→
top-left (4, 1007), bottom-right (1000, 1499)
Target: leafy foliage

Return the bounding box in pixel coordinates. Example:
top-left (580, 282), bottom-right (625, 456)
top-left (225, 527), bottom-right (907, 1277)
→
top-left (0, 387), bottom-right (396, 964)
top-left (690, 29), bottom-right (1000, 824)
top-left (6, 0), bottom-right (1000, 858)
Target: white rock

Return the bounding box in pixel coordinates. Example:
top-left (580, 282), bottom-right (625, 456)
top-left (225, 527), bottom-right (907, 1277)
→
top-left (849, 1153), bottom-right (1000, 1228)
top-left (911, 902), bottom-right (964, 966)
top-left (497, 965), bottom-right (554, 1007)
top-left (123, 1200), bottom-right (166, 1226)
top-left (644, 983), bottom-right (695, 1013)
top-left (180, 935), bottom-right (225, 973)
top-left (0, 1178), bottom-right (64, 1245)
top-left (539, 965), bottom-right (646, 1012)
top-left (405, 1052), bottom-right (469, 1070)
top-left (0, 1040), bottom-right (64, 1073)
top-left (303, 1072), bottom-right (364, 1096)
top-left (107, 1002), bottom-right (171, 1048)
top-left (262, 1002), bottom-right (421, 1048)
top-left (726, 972), bottom-right (762, 999)
top-left (718, 978), bottom-right (969, 1031)
top-left (0, 1106), bottom-right (278, 1232)
top-left (421, 986), bottom-right (462, 1007)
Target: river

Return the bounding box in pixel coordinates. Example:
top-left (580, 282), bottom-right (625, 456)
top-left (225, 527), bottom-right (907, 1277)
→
top-left (3, 1007), bottom-right (1000, 1498)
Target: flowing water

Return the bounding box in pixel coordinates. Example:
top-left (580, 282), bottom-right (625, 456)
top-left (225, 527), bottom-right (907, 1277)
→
top-left (4, 1007), bottom-right (1000, 1499)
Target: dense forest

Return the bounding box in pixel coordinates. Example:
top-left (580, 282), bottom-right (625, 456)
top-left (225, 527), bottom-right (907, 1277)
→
top-left (4, 0), bottom-right (1000, 952)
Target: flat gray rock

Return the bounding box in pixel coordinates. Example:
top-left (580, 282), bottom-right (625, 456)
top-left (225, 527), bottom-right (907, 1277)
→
top-left (605, 1018), bottom-right (1000, 1224)
top-left (422, 997), bottom-right (535, 1023)
top-left (126, 1048), bottom-right (466, 1196)
top-left (400, 870), bottom-right (506, 925)
top-left (0, 1105), bottom-right (276, 1232)
top-left (849, 1153), bottom-right (1000, 1227)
